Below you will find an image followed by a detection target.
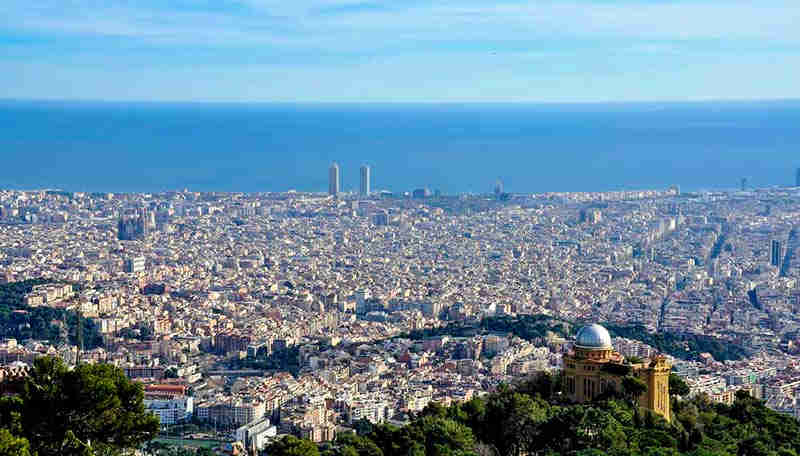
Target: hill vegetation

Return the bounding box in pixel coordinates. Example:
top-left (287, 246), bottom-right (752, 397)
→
top-left (402, 315), bottom-right (747, 362)
top-left (604, 324), bottom-right (749, 362)
top-left (0, 279), bottom-right (103, 349)
top-left (267, 373), bottom-right (800, 456)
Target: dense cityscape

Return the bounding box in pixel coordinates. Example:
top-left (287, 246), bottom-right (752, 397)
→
top-left (2, 164), bottom-right (800, 454)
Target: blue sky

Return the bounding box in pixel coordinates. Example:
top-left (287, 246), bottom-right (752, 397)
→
top-left (2, 0), bottom-right (800, 102)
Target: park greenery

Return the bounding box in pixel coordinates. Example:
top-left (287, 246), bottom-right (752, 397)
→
top-left (0, 279), bottom-right (103, 349)
top-left (231, 345), bottom-right (302, 375)
top-left (266, 372), bottom-right (800, 456)
top-left (143, 440), bottom-right (218, 456)
top-left (604, 324), bottom-right (749, 363)
top-left (401, 314), bottom-right (572, 342)
top-left (0, 356), bottom-right (159, 456)
top-left (401, 315), bottom-right (748, 362)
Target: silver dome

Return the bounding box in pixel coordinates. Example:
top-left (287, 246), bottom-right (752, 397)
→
top-left (575, 324), bottom-right (612, 349)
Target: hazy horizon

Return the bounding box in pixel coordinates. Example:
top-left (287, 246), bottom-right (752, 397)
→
top-left (2, 100), bottom-right (799, 195)
top-left (5, 97), bottom-right (800, 105)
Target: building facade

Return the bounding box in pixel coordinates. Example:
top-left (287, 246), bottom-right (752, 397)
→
top-left (563, 324), bottom-right (671, 422)
top-left (236, 417), bottom-right (276, 453)
top-left (196, 399), bottom-right (265, 428)
top-left (144, 395), bottom-right (194, 425)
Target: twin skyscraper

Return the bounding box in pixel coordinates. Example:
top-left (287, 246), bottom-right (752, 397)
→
top-left (329, 162), bottom-right (370, 196)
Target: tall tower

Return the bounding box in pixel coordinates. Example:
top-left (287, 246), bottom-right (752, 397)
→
top-left (329, 162), bottom-right (340, 196)
top-left (771, 239), bottom-right (784, 267)
top-left (360, 164), bottom-right (371, 196)
top-left (741, 177), bottom-right (748, 191)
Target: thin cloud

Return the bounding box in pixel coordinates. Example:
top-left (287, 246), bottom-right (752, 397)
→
top-left (2, 0), bottom-right (799, 48)
top-left (1, 0), bottom-right (799, 101)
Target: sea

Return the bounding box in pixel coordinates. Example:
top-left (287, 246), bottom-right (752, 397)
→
top-left (2, 99), bottom-right (799, 194)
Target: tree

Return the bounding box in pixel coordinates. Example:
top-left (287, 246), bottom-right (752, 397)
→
top-left (669, 374), bottom-right (690, 397)
top-left (538, 406), bottom-right (627, 455)
top-left (0, 428), bottom-right (31, 456)
top-left (336, 431), bottom-right (383, 456)
top-left (515, 372), bottom-right (560, 400)
top-left (353, 418), bottom-right (375, 436)
top-left (575, 450), bottom-right (608, 456)
top-left (622, 376), bottom-right (648, 407)
top-left (139, 325), bottom-right (154, 340)
top-left (409, 415), bottom-right (475, 456)
top-left (9, 356), bottom-right (159, 456)
top-left (480, 390), bottom-right (547, 456)
top-left (164, 367), bottom-right (179, 379)
top-left (264, 435), bottom-right (320, 456)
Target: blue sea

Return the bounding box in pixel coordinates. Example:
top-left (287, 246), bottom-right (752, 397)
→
top-left (2, 100), bottom-right (799, 194)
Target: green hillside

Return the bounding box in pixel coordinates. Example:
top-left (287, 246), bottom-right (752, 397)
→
top-left (267, 373), bottom-right (800, 456)
top-left (0, 279), bottom-right (104, 349)
top-left (402, 315), bottom-right (748, 362)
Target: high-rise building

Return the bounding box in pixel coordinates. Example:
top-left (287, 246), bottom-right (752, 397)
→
top-left (360, 165), bottom-right (370, 196)
top-left (124, 256), bottom-right (146, 274)
top-left (741, 177), bottom-right (748, 191)
top-left (494, 179), bottom-right (503, 196)
top-left (329, 162), bottom-right (340, 196)
top-left (771, 239), bottom-right (784, 267)
top-left (796, 168), bottom-right (800, 187)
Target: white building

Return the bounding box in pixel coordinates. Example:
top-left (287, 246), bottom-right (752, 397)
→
top-left (235, 417), bottom-right (277, 453)
top-left (144, 396), bottom-right (194, 425)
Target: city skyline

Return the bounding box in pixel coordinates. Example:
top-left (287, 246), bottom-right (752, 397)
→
top-left (3, 101), bottom-right (800, 195)
top-left (4, 164), bottom-right (800, 453)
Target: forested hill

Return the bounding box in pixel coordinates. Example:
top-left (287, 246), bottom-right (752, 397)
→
top-left (401, 315), bottom-right (748, 362)
top-left (604, 324), bottom-right (749, 362)
top-left (268, 373), bottom-right (800, 456)
top-left (0, 279), bottom-right (103, 349)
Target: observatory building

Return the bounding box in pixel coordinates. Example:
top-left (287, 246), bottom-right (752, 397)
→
top-left (563, 324), bottom-right (671, 422)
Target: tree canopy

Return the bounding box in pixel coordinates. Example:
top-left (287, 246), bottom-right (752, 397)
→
top-left (257, 371), bottom-right (800, 456)
top-left (669, 374), bottom-right (690, 397)
top-left (266, 435), bottom-right (322, 456)
top-left (0, 356), bottom-right (159, 456)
